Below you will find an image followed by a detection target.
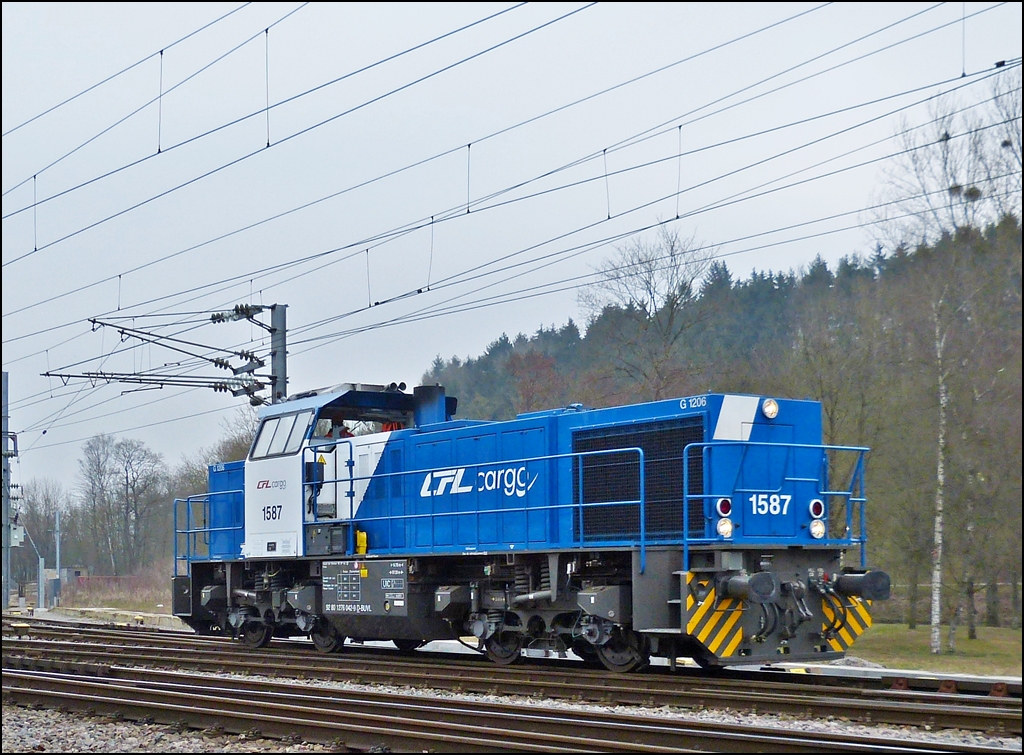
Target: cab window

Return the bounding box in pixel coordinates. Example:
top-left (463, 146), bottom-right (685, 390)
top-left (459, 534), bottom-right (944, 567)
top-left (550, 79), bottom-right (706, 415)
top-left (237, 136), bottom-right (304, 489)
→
top-left (251, 410), bottom-right (314, 459)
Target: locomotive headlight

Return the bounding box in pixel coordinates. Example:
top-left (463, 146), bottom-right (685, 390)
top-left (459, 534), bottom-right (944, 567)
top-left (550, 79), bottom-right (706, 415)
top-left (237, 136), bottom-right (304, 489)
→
top-left (716, 517), bottom-right (734, 538)
top-left (761, 398), bottom-right (779, 419)
top-left (809, 518), bottom-right (826, 539)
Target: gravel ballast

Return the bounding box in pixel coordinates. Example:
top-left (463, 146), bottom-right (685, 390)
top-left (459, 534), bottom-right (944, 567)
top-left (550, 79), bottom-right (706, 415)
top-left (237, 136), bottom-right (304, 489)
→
top-left (4, 670), bottom-right (1021, 753)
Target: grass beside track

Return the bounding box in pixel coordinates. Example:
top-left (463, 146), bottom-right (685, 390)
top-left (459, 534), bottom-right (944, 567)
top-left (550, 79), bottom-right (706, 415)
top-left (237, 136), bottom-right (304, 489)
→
top-left (853, 623), bottom-right (1022, 677)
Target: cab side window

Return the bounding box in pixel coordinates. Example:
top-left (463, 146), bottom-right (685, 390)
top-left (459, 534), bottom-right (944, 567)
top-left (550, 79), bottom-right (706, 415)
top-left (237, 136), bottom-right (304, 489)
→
top-left (251, 417), bottom-right (281, 459)
top-left (250, 410), bottom-right (314, 459)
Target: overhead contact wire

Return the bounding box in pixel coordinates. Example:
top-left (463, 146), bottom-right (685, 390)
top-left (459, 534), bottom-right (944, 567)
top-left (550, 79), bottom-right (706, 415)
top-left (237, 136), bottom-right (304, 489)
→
top-left (0, 2), bottom-right (251, 140)
top-left (1, 1), bottom-right (835, 312)
top-left (1, 2), bottom-right (580, 264)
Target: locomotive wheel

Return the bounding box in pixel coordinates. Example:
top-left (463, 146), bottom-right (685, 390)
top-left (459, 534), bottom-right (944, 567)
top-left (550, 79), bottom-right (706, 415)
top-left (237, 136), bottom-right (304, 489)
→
top-left (595, 629), bottom-right (650, 673)
top-left (484, 631), bottom-right (523, 665)
top-left (310, 622), bottom-right (345, 654)
top-left (239, 621), bottom-right (274, 649)
top-left (393, 638), bottom-right (425, 653)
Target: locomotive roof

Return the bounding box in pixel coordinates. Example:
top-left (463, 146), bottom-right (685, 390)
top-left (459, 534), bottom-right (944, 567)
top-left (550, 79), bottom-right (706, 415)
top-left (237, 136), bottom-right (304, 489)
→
top-left (259, 382), bottom-right (414, 418)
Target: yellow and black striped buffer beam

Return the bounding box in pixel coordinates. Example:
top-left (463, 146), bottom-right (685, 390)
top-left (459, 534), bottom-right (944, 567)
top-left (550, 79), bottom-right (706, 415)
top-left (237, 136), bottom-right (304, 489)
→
top-left (820, 596), bottom-right (873, 652)
top-left (684, 572), bottom-right (744, 658)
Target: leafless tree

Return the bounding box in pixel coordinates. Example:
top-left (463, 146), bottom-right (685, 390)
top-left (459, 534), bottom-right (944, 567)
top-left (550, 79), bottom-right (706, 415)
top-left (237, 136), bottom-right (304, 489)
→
top-left (871, 67), bottom-right (1021, 653)
top-left (873, 68), bottom-right (1022, 247)
top-left (171, 404), bottom-right (257, 500)
top-left (77, 434), bottom-right (120, 575)
top-left (579, 225), bottom-right (715, 400)
top-left (9, 479), bottom-right (69, 587)
top-left (116, 439), bottom-right (168, 575)
top-left (978, 68), bottom-right (1023, 221)
top-left (507, 350), bottom-right (561, 414)
top-left (76, 434), bottom-right (167, 576)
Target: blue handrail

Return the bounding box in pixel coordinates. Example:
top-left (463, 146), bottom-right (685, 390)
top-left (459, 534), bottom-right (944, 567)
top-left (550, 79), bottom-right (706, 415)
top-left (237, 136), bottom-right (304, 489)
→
top-left (302, 446), bottom-right (650, 572)
top-left (176, 438), bottom-right (869, 577)
top-left (174, 448), bottom-right (649, 569)
top-left (682, 440), bottom-right (869, 572)
top-left (173, 488), bottom-right (244, 573)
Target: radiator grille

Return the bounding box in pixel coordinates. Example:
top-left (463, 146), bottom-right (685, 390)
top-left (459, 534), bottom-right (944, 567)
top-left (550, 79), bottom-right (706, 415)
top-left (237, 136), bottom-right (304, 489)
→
top-left (572, 418), bottom-right (704, 542)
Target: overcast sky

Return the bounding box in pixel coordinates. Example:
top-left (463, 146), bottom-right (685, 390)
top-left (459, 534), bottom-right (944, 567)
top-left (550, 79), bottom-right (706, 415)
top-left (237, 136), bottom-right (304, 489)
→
top-left (3, 2), bottom-right (1021, 489)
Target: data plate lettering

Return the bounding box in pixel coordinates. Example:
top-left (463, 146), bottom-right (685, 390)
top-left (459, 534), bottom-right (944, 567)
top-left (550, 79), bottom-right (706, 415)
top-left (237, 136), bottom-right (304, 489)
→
top-left (322, 559), bottom-right (408, 616)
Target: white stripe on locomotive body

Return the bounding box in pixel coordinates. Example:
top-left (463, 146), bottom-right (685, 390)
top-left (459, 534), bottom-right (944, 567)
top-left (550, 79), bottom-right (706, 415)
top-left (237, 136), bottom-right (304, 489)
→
top-left (298, 430), bottom-right (395, 519)
top-left (349, 431), bottom-right (393, 515)
top-left (712, 394), bottom-right (761, 441)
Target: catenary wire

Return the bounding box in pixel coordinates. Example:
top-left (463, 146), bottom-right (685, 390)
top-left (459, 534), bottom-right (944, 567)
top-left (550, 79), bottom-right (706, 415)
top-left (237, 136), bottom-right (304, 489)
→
top-left (0, 2), bottom-right (251, 141)
top-left (6, 13), bottom-right (1015, 442)
top-left (27, 149), bottom-right (1019, 420)
top-left (0, 1), bottom-right (929, 301)
top-left (1, 2), bottom-right (527, 211)
top-left (3, 62), bottom-right (1015, 363)
top-left (1, 3), bottom-right (597, 269)
top-left (291, 181), bottom-right (1021, 350)
top-left (1, 4), bottom-right (310, 200)
top-left (19, 180), bottom-right (1017, 450)
top-left (1, 4), bottom-right (993, 328)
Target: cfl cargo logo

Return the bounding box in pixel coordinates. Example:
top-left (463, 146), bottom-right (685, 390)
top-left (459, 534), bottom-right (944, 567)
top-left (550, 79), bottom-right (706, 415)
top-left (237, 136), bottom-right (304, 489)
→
top-left (420, 466), bottom-right (539, 498)
top-left (256, 479), bottom-right (287, 490)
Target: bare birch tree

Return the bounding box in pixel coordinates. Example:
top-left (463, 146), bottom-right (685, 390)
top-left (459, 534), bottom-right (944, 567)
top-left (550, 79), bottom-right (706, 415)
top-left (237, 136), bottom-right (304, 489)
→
top-left (873, 68), bottom-right (1021, 654)
top-left (927, 297), bottom-right (951, 654)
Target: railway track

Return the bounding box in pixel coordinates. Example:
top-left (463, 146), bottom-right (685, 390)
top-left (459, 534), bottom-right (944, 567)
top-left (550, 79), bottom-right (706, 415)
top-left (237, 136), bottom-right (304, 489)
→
top-left (2, 665), bottom-right (1016, 754)
top-left (3, 614), bottom-right (1021, 751)
top-left (3, 617), bottom-right (1019, 735)
top-left (8, 615), bottom-right (1018, 697)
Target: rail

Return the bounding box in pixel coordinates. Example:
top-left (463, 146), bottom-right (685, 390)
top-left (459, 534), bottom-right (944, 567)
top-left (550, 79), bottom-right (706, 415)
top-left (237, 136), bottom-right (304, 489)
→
top-left (172, 489), bottom-right (244, 576)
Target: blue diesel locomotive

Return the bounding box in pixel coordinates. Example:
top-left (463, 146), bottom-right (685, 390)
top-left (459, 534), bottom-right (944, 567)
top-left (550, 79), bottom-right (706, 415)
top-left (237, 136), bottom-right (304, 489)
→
top-left (172, 382), bottom-right (890, 671)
